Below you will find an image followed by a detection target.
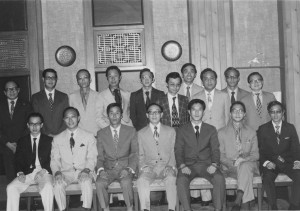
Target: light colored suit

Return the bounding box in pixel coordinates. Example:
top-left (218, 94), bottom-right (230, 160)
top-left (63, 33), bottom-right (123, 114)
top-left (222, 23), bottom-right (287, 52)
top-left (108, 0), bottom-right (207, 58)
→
top-left (221, 87), bottom-right (250, 102)
top-left (178, 83), bottom-right (203, 99)
top-left (137, 124), bottom-right (177, 210)
top-left (69, 89), bottom-right (101, 135)
top-left (96, 88), bottom-right (132, 129)
top-left (50, 128), bottom-right (98, 210)
top-left (240, 91), bottom-right (276, 131)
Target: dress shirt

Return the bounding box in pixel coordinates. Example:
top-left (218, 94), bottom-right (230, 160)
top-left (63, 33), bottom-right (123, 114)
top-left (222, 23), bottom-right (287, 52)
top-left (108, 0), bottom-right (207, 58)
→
top-left (226, 87), bottom-right (238, 100)
top-left (45, 89), bottom-right (55, 100)
top-left (251, 90), bottom-right (263, 107)
top-left (142, 87), bottom-right (152, 103)
top-left (110, 125), bottom-right (121, 137)
top-left (31, 134), bottom-right (41, 170)
top-left (181, 83), bottom-right (194, 96)
top-left (205, 89), bottom-right (215, 103)
top-left (191, 122), bottom-right (203, 133)
top-left (7, 98), bottom-right (18, 114)
top-left (167, 93), bottom-right (179, 117)
top-left (149, 122), bottom-right (161, 135)
top-left (66, 128), bottom-right (78, 146)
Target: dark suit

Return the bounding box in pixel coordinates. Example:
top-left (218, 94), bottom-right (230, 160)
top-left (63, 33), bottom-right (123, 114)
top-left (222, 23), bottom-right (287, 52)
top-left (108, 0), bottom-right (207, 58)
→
top-left (175, 122), bottom-right (225, 210)
top-left (31, 89), bottom-right (69, 135)
top-left (156, 94), bottom-right (189, 127)
top-left (0, 99), bottom-right (32, 181)
top-left (258, 121), bottom-right (300, 209)
top-left (130, 88), bottom-right (164, 131)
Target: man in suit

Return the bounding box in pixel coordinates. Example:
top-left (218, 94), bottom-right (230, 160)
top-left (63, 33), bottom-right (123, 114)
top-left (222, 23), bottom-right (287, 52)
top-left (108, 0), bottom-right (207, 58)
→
top-left (221, 67), bottom-right (249, 104)
top-left (192, 68), bottom-right (230, 130)
top-left (137, 103), bottom-right (177, 211)
top-left (241, 72), bottom-right (276, 131)
top-left (178, 63), bottom-right (203, 101)
top-left (31, 68), bottom-right (69, 136)
top-left (175, 99), bottom-right (225, 211)
top-left (96, 103), bottom-right (138, 211)
top-left (130, 68), bottom-right (165, 131)
top-left (6, 112), bottom-right (54, 211)
top-left (258, 101), bottom-right (300, 210)
top-left (69, 69), bottom-right (101, 136)
top-left (96, 66), bottom-right (132, 129)
top-left (156, 72), bottom-right (189, 128)
top-left (0, 80), bottom-right (32, 181)
top-left (51, 107), bottom-right (98, 211)
top-left (218, 101), bottom-right (259, 211)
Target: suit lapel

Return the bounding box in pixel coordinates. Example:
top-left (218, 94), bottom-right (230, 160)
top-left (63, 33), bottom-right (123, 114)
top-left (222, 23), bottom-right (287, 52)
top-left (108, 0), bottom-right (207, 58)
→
top-left (151, 88), bottom-right (161, 103)
top-left (41, 90), bottom-right (51, 110)
top-left (163, 95), bottom-right (171, 120)
top-left (187, 123), bottom-right (198, 146)
top-left (137, 89), bottom-right (146, 108)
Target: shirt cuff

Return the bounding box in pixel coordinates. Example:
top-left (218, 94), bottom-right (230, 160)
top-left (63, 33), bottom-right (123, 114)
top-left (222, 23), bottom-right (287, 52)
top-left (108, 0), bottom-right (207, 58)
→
top-left (127, 167), bottom-right (135, 174)
top-left (263, 160), bottom-right (270, 167)
top-left (294, 160), bottom-right (300, 164)
top-left (96, 167), bottom-right (104, 175)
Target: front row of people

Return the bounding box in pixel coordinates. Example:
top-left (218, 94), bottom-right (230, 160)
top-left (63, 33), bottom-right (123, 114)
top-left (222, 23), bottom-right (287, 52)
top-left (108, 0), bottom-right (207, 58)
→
top-left (6, 99), bottom-right (300, 211)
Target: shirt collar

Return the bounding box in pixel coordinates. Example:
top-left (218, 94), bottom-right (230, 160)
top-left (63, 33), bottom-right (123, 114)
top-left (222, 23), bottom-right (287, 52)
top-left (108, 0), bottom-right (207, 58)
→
top-left (252, 90), bottom-right (262, 95)
top-left (30, 134), bottom-right (41, 145)
top-left (67, 128), bottom-right (78, 136)
top-left (272, 121), bottom-right (282, 130)
top-left (8, 98), bottom-right (18, 105)
top-left (142, 87), bottom-right (152, 93)
top-left (110, 125), bottom-right (121, 134)
top-left (45, 88), bottom-right (55, 96)
top-left (149, 122), bottom-right (161, 133)
top-left (205, 89), bottom-right (215, 97)
top-left (182, 82), bottom-right (193, 89)
top-left (227, 87), bottom-right (238, 94)
top-left (167, 92), bottom-right (178, 100)
top-left (191, 121), bottom-right (202, 131)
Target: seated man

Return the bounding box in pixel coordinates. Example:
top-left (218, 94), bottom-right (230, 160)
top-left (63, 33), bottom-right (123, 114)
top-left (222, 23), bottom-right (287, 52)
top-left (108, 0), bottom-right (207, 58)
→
top-left (258, 101), bottom-right (300, 210)
top-left (51, 107), bottom-right (98, 211)
top-left (137, 103), bottom-right (177, 211)
top-left (218, 101), bottom-right (259, 211)
top-left (7, 112), bottom-right (54, 211)
top-left (175, 99), bottom-right (225, 211)
top-left (96, 103), bottom-right (138, 211)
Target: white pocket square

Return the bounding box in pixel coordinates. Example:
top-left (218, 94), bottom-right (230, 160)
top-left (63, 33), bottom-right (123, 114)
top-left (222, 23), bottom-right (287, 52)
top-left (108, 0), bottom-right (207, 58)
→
top-left (284, 137), bottom-right (290, 140)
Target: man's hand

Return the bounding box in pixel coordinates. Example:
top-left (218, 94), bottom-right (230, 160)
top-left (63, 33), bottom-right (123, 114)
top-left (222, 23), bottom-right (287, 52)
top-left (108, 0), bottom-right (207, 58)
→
top-left (6, 142), bottom-right (17, 154)
top-left (54, 171), bottom-right (64, 185)
top-left (120, 169), bottom-right (130, 179)
top-left (98, 170), bottom-right (108, 180)
top-left (17, 172), bottom-right (26, 183)
top-left (234, 157), bottom-right (246, 167)
top-left (266, 161), bottom-right (276, 170)
top-left (181, 166), bottom-right (191, 175)
top-left (293, 161), bottom-right (300, 169)
top-left (141, 166), bottom-right (151, 173)
top-left (34, 169), bottom-right (46, 181)
top-left (207, 164), bottom-right (217, 174)
top-left (78, 169), bottom-right (90, 182)
top-left (164, 166), bottom-right (176, 177)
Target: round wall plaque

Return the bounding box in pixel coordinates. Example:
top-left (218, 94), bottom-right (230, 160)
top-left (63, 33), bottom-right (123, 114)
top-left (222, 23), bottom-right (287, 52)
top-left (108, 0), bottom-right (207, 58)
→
top-left (161, 40), bottom-right (182, 61)
top-left (55, 45), bottom-right (76, 67)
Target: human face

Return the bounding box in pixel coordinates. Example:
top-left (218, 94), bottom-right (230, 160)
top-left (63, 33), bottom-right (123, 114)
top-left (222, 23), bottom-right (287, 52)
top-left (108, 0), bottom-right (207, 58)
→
top-left (249, 74), bottom-right (263, 92)
top-left (27, 116), bottom-right (43, 137)
top-left (230, 104), bottom-right (246, 123)
top-left (63, 109), bottom-right (80, 131)
top-left (182, 65), bottom-right (196, 85)
top-left (43, 72), bottom-right (57, 91)
top-left (189, 103), bottom-right (204, 124)
top-left (269, 104), bottom-right (284, 124)
top-left (146, 105), bottom-right (163, 125)
top-left (167, 78), bottom-right (181, 96)
top-left (107, 69), bottom-right (121, 89)
top-left (77, 70), bottom-right (91, 89)
top-left (4, 81), bottom-right (20, 100)
top-left (108, 106), bottom-right (122, 127)
top-left (140, 71), bottom-right (154, 88)
top-left (225, 70), bottom-right (240, 90)
top-left (202, 71), bottom-right (217, 92)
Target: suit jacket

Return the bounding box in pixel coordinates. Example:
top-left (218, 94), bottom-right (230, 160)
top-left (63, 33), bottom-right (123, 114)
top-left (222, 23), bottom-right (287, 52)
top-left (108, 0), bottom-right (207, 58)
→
top-left (178, 83), bottom-right (203, 97)
top-left (69, 89), bottom-right (101, 135)
top-left (96, 88), bottom-right (132, 129)
top-left (257, 121), bottom-right (300, 168)
top-left (50, 127), bottom-right (98, 174)
top-left (31, 89), bottom-right (69, 135)
top-left (15, 134), bottom-right (53, 175)
top-left (156, 94), bottom-right (190, 127)
top-left (97, 124), bottom-right (138, 172)
top-left (130, 88), bottom-right (165, 131)
top-left (192, 89), bottom-right (230, 130)
top-left (138, 124), bottom-right (176, 169)
top-left (175, 122), bottom-right (220, 167)
top-left (240, 91), bottom-right (276, 130)
top-left (0, 98), bottom-right (32, 145)
top-left (221, 87), bottom-right (250, 102)
top-left (218, 121), bottom-right (259, 169)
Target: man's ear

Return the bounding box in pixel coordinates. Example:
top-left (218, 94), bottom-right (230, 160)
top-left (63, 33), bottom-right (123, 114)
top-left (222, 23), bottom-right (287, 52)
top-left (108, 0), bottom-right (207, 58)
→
top-left (40, 123), bottom-right (44, 128)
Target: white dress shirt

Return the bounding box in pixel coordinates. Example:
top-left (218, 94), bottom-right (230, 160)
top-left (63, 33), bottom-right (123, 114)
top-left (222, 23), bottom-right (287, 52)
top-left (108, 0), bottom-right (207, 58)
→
top-left (167, 93), bottom-right (179, 117)
top-left (45, 88), bottom-right (55, 100)
top-left (251, 90), bottom-right (263, 107)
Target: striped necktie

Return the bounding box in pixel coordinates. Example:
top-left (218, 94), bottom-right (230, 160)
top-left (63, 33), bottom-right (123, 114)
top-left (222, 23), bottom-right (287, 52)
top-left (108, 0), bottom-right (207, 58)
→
top-left (256, 93), bottom-right (262, 117)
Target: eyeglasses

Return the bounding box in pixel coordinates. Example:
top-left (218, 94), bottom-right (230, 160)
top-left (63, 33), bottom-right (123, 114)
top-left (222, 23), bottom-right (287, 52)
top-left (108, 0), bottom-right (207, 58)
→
top-left (269, 110), bottom-right (282, 115)
top-left (249, 79), bottom-right (263, 84)
top-left (5, 87), bottom-right (18, 92)
top-left (28, 122), bottom-right (42, 127)
top-left (44, 76), bottom-right (57, 81)
top-left (148, 111), bottom-right (161, 116)
top-left (231, 109), bottom-right (245, 114)
top-left (203, 77), bottom-right (216, 82)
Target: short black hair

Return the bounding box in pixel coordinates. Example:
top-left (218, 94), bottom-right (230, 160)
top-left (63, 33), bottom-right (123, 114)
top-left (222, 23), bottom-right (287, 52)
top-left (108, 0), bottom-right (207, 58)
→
top-left (165, 72), bottom-right (182, 84)
top-left (106, 103), bottom-right (123, 115)
top-left (146, 103), bottom-right (163, 113)
top-left (63, 107), bottom-right (80, 118)
top-left (27, 112), bottom-right (44, 123)
top-left (224, 67), bottom-right (240, 78)
top-left (200, 68), bottom-right (218, 81)
top-left (76, 69), bottom-right (91, 79)
top-left (105, 66), bottom-right (121, 77)
top-left (267, 100), bottom-right (285, 112)
top-left (188, 99), bottom-right (206, 111)
top-left (247, 72), bottom-right (263, 83)
top-left (139, 68), bottom-right (154, 79)
top-left (4, 80), bottom-right (20, 90)
top-left (180, 63), bottom-right (197, 74)
top-left (230, 101), bottom-right (246, 113)
top-left (42, 68), bottom-right (58, 78)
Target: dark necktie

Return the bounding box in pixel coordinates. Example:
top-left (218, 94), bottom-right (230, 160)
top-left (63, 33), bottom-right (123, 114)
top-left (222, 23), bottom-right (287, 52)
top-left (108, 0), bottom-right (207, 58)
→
top-left (70, 133), bottom-right (75, 150)
top-left (114, 89), bottom-right (122, 106)
top-left (49, 93), bottom-right (54, 111)
top-left (231, 91), bottom-right (235, 104)
top-left (31, 138), bottom-right (37, 169)
top-left (186, 86), bottom-right (191, 100)
top-left (275, 125), bottom-right (280, 144)
top-left (195, 125), bottom-right (200, 139)
top-left (10, 101), bottom-right (15, 119)
top-left (145, 91), bottom-right (150, 108)
top-left (256, 93), bottom-right (262, 117)
top-left (171, 97), bottom-right (180, 127)
top-left (154, 126), bottom-right (159, 140)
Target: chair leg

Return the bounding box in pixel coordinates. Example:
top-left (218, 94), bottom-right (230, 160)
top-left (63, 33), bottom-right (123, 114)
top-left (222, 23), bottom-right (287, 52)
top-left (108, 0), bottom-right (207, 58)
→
top-left (257, 187), bottom-right (262, 211)
top-left (287, 185), bottom-right (292, 201)
top-left (27, 197), bottom-right (31, 211)
top-left (223, 190), bottom-right (226, 211)
top-left (134, 190), bottom-right (139, 211)
top-left (66, 195), bottom-right (70, 211)
top-left (175, 196), bottom-right (180, 211)
top-left (92, 191), bottom-right (97, 211)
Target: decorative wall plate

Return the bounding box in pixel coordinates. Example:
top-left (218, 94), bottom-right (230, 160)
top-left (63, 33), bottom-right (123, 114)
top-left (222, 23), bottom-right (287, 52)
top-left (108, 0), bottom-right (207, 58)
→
top-left (161, 40), bottom-right (182, 61)
top-left (55, 45), bottom-right (76, 67)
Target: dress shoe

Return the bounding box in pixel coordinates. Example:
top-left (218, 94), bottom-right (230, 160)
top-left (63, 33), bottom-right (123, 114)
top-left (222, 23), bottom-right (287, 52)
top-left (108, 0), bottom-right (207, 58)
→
top-left (271, 204), bottom-right (278, 210)
top-left (201, 200), bottom-right (211, 206)
top-left (288, 203), bottom-right (300, 210)
top-left (169, 210), bottom-right (174, 211)
top-left (143, 209), bottom-right (149, 211)
top-left (231, 203), bottom-right (241, 211)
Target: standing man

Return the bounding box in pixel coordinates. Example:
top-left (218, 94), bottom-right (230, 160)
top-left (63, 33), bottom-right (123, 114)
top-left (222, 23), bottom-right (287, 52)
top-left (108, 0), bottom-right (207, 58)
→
top-left (51, 107), bottom-right (98, 211)
top-left (0, 80), bottom-right (32, 181)
top-left (258, 101), bottom-right (300, 210)
top-left (130, 68), bottom-right (164, 131)
top-left (221, 67), bottom-right (249, 104)
top-left (156, 72), bottom-right (189, 128)
top-left (137, 103), bottom-right (177, 211)
top-left (175, 99), bottom-right (225, 211)
top-left (96, 103), bottom-right (138, 211)
top-left (31, 68), bottom-right (69, 136)
top-left (178, 63), bottom-right (203, 101)
top-left (7, 112), bottom-right (54, 211)
top-left (69, 69), bottom-right (101, 135)
top-left (241, 72), bottom-right (276, 131)
top-left (97, 66), bottom-right (132, 129)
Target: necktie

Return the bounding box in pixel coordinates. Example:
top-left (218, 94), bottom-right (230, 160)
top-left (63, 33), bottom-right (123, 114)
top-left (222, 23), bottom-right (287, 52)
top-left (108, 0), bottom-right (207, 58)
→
top-left (275, 125), bottom-right (280, 144)
top-left (233, 123), bottom-right (243, 156)
top-left (114, 89), bottom-right (122, 106)
top-left (70, 133), bottom-right (75, 150)
top-left (81, 92), bottom-right (87, 110)
top-left (186, 86), bottom-right (191, 100)
top-left (256, 93), bottom-right (262, 117)
top-left (195, 125), bottom-right (200, 139)
top-left (145, 91), bottom-right (150, 108)
top-left (231, 91), bottom-right (235, 104)
top-left (171, 97), bottom-right (180, 127)
top-left (207, 93), bottom-right (212, 110)
top-left (113, 129), bottom-right (118, 151)
top-left (49, 93), bottom-right (54, 111)
top-left (31, 138), bottom-right (37, 169)
top-left (10, 101), bottom-right (15, 119)
top-left (154, 126), bottom-right (159, 140)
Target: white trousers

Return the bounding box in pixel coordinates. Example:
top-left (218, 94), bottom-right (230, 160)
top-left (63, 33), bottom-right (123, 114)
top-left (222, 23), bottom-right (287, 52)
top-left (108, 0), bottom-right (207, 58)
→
top-left (190, 189), bottom-right (212, 201)
top-left (6, 170), bottom-right (54, 211)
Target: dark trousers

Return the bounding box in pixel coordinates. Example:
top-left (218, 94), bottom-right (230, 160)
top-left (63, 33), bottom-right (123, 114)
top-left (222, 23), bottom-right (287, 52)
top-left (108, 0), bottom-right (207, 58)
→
top-left (1, 148), bottom-right (15, 182)
top-left (262, 163), bottom-right (300, 208)
top-left (177, 163), bottom-right (225, 210)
